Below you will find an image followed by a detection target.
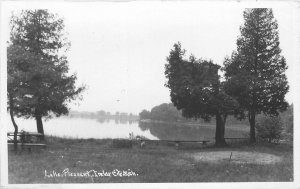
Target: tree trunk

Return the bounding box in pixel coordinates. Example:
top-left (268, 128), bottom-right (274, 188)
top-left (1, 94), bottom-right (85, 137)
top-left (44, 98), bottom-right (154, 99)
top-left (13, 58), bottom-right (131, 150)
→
top-left (221, 114), bottom-right (227, 140)
top-left (215, 113), bottom-right (227, 147)
top-left (9, 95), bottom-right (18, 152)
top-left (248, 110), bottom-right (256, 143)
top-left (35, 110), bottom-right (45, 140)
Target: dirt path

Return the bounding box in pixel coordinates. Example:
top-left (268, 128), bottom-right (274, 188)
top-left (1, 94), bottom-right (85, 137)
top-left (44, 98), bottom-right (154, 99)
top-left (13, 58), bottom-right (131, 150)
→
top-left (188, 151), bottom-right (282, 164)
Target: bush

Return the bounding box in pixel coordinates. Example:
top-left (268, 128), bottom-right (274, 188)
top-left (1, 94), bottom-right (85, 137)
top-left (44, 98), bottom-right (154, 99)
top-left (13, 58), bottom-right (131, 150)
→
top-left (256, 115), bottom-right (284, 143)
top-left (280, 104), bottom-right (293, 134)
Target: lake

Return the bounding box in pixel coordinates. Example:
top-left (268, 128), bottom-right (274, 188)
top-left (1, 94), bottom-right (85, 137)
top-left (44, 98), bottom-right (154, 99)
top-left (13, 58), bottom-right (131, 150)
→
top-left (6, 117), bottom-right (247, 140)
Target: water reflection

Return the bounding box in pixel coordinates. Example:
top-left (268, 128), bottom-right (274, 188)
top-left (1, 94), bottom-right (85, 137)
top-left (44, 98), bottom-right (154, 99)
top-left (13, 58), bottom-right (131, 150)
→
top-left (7, 117), bottom-right (155, 139)
top-left (138, 121), bottom-right (214, 140)
top-left (7, 116), bottom-right (244, 140)
top-left (138, 121), bottom-right (246, 140)
top-left (95, 117), bottom-right (139, 125)
top-left (96, 118), bottom-right (107, 123)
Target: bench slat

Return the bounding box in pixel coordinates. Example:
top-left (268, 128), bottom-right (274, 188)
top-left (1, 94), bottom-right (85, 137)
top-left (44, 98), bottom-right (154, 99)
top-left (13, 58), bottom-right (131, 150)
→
top-left (140, 139), bottom-right (209, 142)
top-left (7, 133), bottom-right (44, 136)
top-left (8, 143), bottom-right (46, 146)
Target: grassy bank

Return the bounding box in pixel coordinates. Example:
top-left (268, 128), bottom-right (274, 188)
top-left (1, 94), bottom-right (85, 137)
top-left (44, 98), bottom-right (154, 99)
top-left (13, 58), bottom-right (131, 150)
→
top-left (8, 136), bottom-right (293, 183)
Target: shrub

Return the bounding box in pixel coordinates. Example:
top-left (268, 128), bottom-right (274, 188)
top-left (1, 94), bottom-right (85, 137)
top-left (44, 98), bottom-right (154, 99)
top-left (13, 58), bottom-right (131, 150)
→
top-left (280, 104), bottom-right (293, 134)
top-left (256, 115), bottom-right (284, 143)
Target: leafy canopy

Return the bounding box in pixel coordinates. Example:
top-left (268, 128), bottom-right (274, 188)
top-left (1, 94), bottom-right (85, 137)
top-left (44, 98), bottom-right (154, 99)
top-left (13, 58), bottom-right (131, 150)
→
top-left (8, 10), bottom-right (85, 119)
top-left (165, 42), bottom-right (238, 121)
top-left (223, 8), bottom-right (289, 116)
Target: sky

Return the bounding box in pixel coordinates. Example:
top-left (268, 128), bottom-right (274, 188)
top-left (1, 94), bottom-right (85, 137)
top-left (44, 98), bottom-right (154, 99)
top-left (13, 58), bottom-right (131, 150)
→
top-left (1, 1), bottom-right (298, 115)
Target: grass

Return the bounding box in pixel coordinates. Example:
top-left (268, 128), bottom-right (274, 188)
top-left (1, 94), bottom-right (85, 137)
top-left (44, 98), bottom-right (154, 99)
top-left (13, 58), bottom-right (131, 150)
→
top-left (8, 136), bottom-right (293, 183)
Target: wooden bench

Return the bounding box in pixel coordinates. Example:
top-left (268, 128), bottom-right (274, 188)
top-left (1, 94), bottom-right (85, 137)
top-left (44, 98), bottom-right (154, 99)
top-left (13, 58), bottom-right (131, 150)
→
top-left (224, 137), bottom-right (248, 140)
top-left (224, 137), bottom-right (248, 142)
top-left (7, 132), bottom-right (46, 152)
top-left (7, 132), bottom-right (44, 141)
top-left (8, 143), bottom-right (46, 152)
top-left (174, 140), bottom-right (210, 147)
top-left (139, 139), bottom-right (210, 148)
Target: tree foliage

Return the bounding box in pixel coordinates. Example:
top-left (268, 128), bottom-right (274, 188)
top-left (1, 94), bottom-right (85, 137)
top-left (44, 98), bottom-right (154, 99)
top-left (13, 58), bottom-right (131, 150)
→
top-left (150, 103), bottom-right (182, 122)
top-left (165, 42), bottom-right (238, 146)
top-left (139, 103), bottom-right (183, 122)
top-left (223, 8), bottom-right (289, 143)
top-left (139, 110), bottom-right (152, 120)
top-left (8, 10), bottom-right (85, 136)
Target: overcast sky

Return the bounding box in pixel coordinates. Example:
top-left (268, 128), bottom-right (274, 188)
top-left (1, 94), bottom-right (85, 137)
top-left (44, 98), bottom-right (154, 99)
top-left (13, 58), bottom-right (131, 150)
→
top-left (2, 1), bottom-right (297, 114)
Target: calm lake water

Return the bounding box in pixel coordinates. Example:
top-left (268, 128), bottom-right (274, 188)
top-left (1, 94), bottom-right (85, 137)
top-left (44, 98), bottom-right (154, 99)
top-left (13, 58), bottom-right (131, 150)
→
top-left (7, 117), bottom-right (246, 140)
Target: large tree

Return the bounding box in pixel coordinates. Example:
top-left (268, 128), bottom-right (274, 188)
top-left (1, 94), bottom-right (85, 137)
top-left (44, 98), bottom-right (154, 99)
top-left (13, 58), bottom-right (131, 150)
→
top-left (223, 8), bottom-right (289, 143)
top-left (165, 43), bottom-right (238, 146)
top-left (8, 10), bottom-right (85, 138)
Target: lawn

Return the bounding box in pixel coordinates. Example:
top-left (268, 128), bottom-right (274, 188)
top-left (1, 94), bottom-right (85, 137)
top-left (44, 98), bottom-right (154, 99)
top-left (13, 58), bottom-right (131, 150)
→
top-left (8, 136), bottom-right (293, 183)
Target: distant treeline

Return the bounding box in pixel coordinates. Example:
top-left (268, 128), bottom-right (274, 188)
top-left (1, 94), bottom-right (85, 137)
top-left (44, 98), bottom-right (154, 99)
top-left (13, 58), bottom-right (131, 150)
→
top-left (139, 103), bottom-right (293, 131)
top-left (66, 110), bottom-right (139, 121)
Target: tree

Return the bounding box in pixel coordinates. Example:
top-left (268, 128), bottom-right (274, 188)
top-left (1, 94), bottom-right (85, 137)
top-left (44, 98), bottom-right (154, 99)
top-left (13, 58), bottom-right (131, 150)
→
top-left (223, 8), bottom-right (289, 143)
top-left (97, 110), bottom-right (106, 117)
top-left (8, 10), bottom-right (85, 139)
top-left (150, 103), bottom-right (182, 122)
top-left (7, 45), bottom-right (29, 151)
top-left (165, 43), bottom-right (238, 146)
top-left (8, 44), bottom-right (48, 148)
top-left (139, 110), bottom-right (151, 120)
